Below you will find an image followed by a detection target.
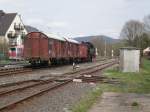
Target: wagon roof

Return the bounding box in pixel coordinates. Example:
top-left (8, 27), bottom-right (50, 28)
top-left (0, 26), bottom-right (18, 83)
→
top-left (47, 33), bottom-right (66, 41)
top-left (64, 37), bottom-right (80, 44)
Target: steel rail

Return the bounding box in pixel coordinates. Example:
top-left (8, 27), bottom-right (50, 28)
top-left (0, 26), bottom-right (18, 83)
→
top-left (0, 60), bottom-right (118, 111)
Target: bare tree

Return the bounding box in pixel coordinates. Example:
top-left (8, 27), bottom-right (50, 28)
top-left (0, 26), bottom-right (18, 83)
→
top-left (143, 15), bottom-right (150, 34)
top-left (90, 37), bottom-right (114, 57)
top-left (90, 37), bottom-right (105, 56)
top-left (120, 20), bottom-right (144, 47)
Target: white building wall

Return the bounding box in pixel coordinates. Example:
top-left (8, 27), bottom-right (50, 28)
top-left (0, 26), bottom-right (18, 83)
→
top-left (120, 49), bottom-right (140, 72)
top-left (4, 14), bottom-right (27, 59)
top-left (5, 15), bottom-right (27, 44)
top-left (0, 36), bottom-right (4, 43)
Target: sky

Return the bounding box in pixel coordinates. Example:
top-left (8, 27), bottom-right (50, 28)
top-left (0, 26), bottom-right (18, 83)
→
top-left (0, 0), bottom-right (150, 38)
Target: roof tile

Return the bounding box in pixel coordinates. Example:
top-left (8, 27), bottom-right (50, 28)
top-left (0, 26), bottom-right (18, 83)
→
top-left (0, 10), bottom-right (17, 36)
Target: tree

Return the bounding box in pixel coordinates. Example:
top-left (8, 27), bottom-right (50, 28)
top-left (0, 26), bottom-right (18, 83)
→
top-left (90, 37), bottom-right (115, 57)
top-left (143, 15), bottom-right (150, 34)
top-left (90, 37), bottom-right (105, 56)
top-left (0, 38), bottom-right (9, 60)
top-left (112, 41), bottom-right (125, 56)
top-left (140, 33), bottom-right (150, 49)
top-left (120, 20), bottom-right (145, 47)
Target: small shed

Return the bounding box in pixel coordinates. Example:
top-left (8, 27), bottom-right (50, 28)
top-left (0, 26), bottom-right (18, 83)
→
top-left (143, 47), bottom-right (150, 55)
top-left (120, 47), bottom-right (140, 72)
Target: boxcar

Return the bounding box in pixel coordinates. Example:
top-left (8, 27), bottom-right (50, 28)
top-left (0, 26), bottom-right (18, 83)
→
top-left (24, 32), bottom-right (64, 65)
top-left (24, 32), bottom-right (49, 62)
top-left (24, 32), bottom-right (95, 66)
top-left (64, 38), bottom-right (80, 61)
top-left (24, 32), bottom-right (82, 65)
top-left (79, 43), bottom-right (88, 60)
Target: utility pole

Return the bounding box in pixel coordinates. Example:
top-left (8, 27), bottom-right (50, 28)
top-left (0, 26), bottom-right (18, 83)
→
top-left (104, 40), bottom-right (106, 57)
top-left (3, 38), bottom-right (5, 59)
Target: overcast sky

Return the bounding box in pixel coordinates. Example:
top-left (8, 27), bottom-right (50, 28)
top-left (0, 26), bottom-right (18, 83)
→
top-left (0, 0), bottom-right (150, 38)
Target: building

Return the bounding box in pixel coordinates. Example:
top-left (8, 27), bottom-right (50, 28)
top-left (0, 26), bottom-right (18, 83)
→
top-left (0, 10), bottom-right (27, 59)
top-left (143, 47), bottom-right (150, 55)
top-left (25, 25), bottom-right (39, 33)
top-left (120, 47), bottom-right (140, 72)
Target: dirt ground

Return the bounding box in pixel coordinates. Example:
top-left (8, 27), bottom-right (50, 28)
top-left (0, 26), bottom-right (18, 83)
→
top-left (88, 92), bottom-right (150, 112)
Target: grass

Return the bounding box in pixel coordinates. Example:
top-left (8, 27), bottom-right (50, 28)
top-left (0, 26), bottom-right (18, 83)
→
top-left (131, 101), bottom-right (139, 106)
top-left (0, 60), bottom-right (11, 64)
top-left (71, 87), bottom-right (102, 112)
top-left (71, 58), bottom-right (150, 112)
top-left (103, 58), bottom-right (150, 93)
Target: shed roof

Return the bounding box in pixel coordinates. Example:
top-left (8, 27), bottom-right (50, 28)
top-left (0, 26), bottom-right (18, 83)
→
top-left (0, 10), bottom-right (17, 36)
top-left (143, 47), bottom-right (150, 53)
top-left (120, 47), bottom-right (140, 50)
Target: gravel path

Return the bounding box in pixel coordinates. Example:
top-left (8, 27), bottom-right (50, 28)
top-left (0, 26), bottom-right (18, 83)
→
top-left (88, 92), bottom-right (150, 112)
top-left (2, 82), bottom-right (96, 112)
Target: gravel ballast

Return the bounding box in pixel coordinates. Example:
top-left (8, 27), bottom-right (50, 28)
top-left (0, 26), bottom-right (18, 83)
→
top-left (2, 82), bottom-right (96, 112)
top-left (0, 60), bottom-right (113, 86)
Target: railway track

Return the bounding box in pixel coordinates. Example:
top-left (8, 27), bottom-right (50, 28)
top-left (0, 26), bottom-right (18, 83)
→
top-left (0, 58), bottom-right (109, 78)
top-left (58, 59), bottom-right (118, 79)
top-left (0, 80), bottom-right (71, 111)
top-left (0, 59), bottom-right (117, 92)
top-left (0, 59), bottom-right (118, 111)
top-left (0, 58), bottom-right (115, 91)
top-left (0, 67), bottom-right (32, 77)
top-left (0, 80), bottom-right (45, 95)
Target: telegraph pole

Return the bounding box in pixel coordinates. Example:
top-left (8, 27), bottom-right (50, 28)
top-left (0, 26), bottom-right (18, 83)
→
top-left (104, 40), bottom-right (106, 57)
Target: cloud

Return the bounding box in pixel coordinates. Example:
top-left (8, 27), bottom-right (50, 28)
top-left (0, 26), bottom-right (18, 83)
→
top-left (47, 21), bottom-right (68, 28)
top-left (124, 0), bottom-right (149, 3)
top-left (1, 0), bottom-right (150, 38)
top-left (0, 0), bottom-right (11, 3)
top-left (25, 18), bottom-right (44, 25)
top-left (0, 0), bottom-right (23, 3)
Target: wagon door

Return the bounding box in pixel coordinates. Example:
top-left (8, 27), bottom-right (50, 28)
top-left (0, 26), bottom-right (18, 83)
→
top-left (24, 33), bottom-right (40, 58)
top-left (79, 44), bottom-right (87, 58)
top-left (31, 36), bottom-right (40, 58)
top-left (39, 34), bottom-right (49, 60)
top-left (24, 37), bottom-right (31, 58)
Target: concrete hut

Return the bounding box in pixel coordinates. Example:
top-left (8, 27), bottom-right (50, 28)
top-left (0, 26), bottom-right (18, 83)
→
top-left (119, 47), bottom-right (140, 72)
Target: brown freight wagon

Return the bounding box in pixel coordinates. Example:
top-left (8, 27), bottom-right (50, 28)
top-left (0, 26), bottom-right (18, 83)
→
top-left (24, 32), bottom-right (89, 66)
top-left (24, 32), bottom-right (67, 65)
top-left (24, 32), bottom-right (49, 61)
top-left (79, 43), bottom-right (88, 61)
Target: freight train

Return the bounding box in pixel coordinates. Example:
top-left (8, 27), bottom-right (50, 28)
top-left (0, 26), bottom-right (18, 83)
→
top-left (23, 32), bottom-right (96, 66)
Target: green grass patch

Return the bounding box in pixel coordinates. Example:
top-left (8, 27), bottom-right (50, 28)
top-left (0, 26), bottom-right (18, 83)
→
top-left (72, 87), bottom-right (102, 112)
top-left (72, 58), bottom-right (150, 112)
top-left (103, 58), bottom-right (150, 93)
top-left (0, 60), bottom-right (11, 64)
top-left (131, 101), bottom-right (139, 106)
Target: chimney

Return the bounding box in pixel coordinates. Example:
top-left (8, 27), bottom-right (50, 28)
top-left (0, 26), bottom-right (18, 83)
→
top-left (0, 10), bottom-right (5, 17)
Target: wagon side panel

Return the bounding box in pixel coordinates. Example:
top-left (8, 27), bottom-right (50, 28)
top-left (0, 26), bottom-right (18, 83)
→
top-left (39, 34), bottom-right (49, 60)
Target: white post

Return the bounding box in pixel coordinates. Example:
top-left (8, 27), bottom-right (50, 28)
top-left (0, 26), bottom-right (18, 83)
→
top-left (95, 48), bottom-right (98, 56)
top-left (111, 49), bottom-right (114, 58)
